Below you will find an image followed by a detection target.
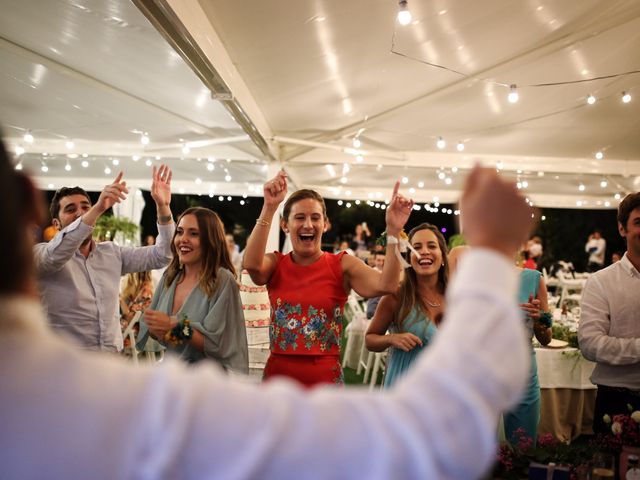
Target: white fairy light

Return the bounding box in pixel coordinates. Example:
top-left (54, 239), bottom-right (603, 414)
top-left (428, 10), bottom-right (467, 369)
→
top-left (207, 163), bottom-right (214, 171)
top-left (15, 162), bottom-right (23, 171)
top-left (456, 141), bottom-right (464, 152)
top-left (182, 144), bottom-right (190, 155)
top-left (418, 181), bottom-right (424, 188)
top-left (436, 137), bottom-right (446, 149)
top-left (401, 176), bottom-right (409, 184)
top-left (352, 137), bottom-right (361, 148)
top-left (23, 131), bottom-right (34, 143)
top-left (622, 91), bottom-right (632, 103)
top-left (578, 183), bottom-right (585, 191)
top-left (141, 133), bottom-right (150, 145)
top-left (508, 84), bottom-right (519, 103)
top-left (586, 94), bottom-right (596, 105)
top-left (145, 159), bottom-right (152, 167)
top-left (600, 179), bottom-right (608, 188)
top-left (595, 151), bottom-right (604, 160)
top-left (65, 140), bottom-right (74, 150)
top-left (15, 145), bottom-right (25, 156)
top-left (104, 167), bottom-right (111, 175)
top-left (397, 0), bottom-right (412, 25)
top-left (225, 174), bottom-right (232, 182)
top-left (65, 162), bottom-right (71, 172)
top-left (81, 160), bottom-right (89, 168)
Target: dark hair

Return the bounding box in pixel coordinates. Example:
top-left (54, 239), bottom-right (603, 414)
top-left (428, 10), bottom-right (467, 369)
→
top-left (165, 207), bottom-right (235, 297)
top-left (395, 223), bottom-right (449, 327)
top-left (282, 189), bottom-right (327, 222)
top-left (618, 192), bottom-right (640, 230)
top-left (0, 136), bottom-right (35, 294)
top-left (50, 186), bottom-right (91, 220)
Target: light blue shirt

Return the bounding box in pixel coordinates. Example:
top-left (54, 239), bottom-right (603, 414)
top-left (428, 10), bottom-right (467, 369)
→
top-left (34, 217), bottom-right (174, 351)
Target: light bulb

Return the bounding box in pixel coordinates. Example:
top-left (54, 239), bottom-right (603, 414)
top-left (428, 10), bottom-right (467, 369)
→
top-left (578, 183), bottom-right (585, 191)
top-left (438, 171), bottom-right (446, 180)
top-left (356, 155), bottom-right (364, 163)
top-left (522, 180), bottom-right (529, 188)
top-left (41, 164), bottom-right (48, 172)
top-left (397, 0), bottom-right (412, 25)
top-left (614, 193), bottom-right (621, 200)
top-left (600, 180), bottom-right (608, 188)
top-left (595, 151), bottom-right (604, 160)
top-left (15, 145), bottom-right (25, 156)
top-left (436, 137), bottom-right (446, 149)
top-left (65, 163), bottom-right (71, 172)
top-left (112, 159), bottom-right (119, 166)
top-left (104, 167), bottom-right (111, 175)
top-left (456, 141), bottom-right (464, 152)
top-left (132, 155), bottom-right (140, 162)
top-left (145, 159), bottom-right (152, 167)
top-left (418, 181), bottom-right (424, 188)
top-left (182, 144), bottom-right (190, 155)
top-left (141, 133), bottom-right (150, 145)
top-left (445, 177), bottom-right (452, 185)
top-left (622, 91), bottom-right (632, 103)
top-left (508, 84), bottom-right (519, 103)
top-left (340, 176), bottom-right (348, 184)
top-left (352, 137), bottom-right (361, 148)
top-left (23, 132), bottom-right (34, 143)
top-left (15, 162), bottom-right (23, 171)
top-left (401, 176), bottom-right (408, 184)
top-left (586, 94), bottom-right (596, 105)
top-left (195, 178), bottom-right (202, 185)
top-left (65, 140), bottom-right (74, 150)
top-left (225, 175), bottom-right (232, 182)
top-left (206, 163), bottom-right (214, 171)
top-left (81, 160), bottom-right (89, 168)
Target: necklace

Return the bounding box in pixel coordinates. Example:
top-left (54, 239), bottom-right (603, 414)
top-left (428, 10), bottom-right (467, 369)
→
top-left (422, 296), bottom-right (441, 308)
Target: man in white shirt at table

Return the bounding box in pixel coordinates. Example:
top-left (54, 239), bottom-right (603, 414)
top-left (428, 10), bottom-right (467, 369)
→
top-left (1, 131), bottom-right (536, 479)
top-left (579, 192), bottom-right (640, 433)
top-left (33, 167), bottom-right (175, 352)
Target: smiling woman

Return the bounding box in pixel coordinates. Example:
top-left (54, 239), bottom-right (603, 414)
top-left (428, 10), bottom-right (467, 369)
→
top-left (243, 170), bottom-right (414, 387)
top-left (137, 207), bottom-right (248, 372)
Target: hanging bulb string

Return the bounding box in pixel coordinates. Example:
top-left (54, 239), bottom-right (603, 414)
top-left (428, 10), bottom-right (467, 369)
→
top-left (390, 28), bottom-right (640, 89)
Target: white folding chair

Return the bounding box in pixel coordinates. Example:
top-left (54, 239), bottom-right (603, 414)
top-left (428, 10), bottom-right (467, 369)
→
top-left (121, 311), bottom-right (142, 365)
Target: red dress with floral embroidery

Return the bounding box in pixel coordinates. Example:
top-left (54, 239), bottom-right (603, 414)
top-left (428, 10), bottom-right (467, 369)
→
top-left (263, 251), bottom-right (348, 387)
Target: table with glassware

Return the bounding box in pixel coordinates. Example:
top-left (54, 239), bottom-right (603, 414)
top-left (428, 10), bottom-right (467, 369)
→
top-left (536, 309), bottom-right (597, 442)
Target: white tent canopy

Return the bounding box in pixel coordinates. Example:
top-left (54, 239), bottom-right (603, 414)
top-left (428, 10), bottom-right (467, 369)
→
top-left (2, 0), bottom-right (639, 209)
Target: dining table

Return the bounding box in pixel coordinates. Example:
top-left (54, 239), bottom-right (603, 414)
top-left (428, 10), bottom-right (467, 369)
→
top-left (535, 346), bottom-right (597, 442)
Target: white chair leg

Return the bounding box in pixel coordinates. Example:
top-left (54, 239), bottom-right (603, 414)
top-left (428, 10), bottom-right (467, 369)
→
top-left (369, 353), bottom-right (383, 390)
top-left (362, 351), bottom-right (374, 384)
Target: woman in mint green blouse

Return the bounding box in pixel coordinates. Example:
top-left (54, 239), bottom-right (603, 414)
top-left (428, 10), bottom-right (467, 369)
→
top-left (138, 207), bottom-right (248, 373)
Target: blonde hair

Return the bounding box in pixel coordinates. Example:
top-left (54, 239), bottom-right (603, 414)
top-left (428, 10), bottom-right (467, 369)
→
top-left (121, 271), bottom-right (152, 304)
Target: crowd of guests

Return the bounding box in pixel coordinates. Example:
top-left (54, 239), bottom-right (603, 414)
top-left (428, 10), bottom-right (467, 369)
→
top-left (3, 124), bottom-right (640, 477)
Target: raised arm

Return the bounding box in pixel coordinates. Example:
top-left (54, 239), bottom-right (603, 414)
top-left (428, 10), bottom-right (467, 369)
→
top-left (243, 170), bottom-right (287, 285)
top-left (343, 181), bottom-right (413, 298)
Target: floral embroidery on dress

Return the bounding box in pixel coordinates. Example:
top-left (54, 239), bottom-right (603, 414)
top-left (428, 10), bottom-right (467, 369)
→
top-left (270, 298), bottom-right (342, 353)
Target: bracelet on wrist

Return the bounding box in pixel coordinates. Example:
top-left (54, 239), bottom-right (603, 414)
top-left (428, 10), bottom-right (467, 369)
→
top-left (164, 317), bottom-right (193, 346)
top-left (256, 218), bottom-right (270, 227)
top-left (536, 311), bottom-right (553, 328)
top-left (158, 215), bottom-right (173, 224)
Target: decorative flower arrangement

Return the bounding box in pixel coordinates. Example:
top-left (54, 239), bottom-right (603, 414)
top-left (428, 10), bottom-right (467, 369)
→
top-left (493, 408), bottom-right (640, 479)
top-left (375, 229), bottom-right (408, 247)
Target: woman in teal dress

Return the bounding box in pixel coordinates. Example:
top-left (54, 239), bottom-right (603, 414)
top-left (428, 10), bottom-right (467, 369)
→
top-left (503, 267), bottom-right (552, 445)
top-left (138, 207), bottom-right (248, 373)
top-left (365, 223), bottom-right (448, 388)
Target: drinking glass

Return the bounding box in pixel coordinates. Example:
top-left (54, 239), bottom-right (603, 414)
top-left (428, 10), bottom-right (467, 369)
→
top-left (590, 452), bottom-right (615, 479)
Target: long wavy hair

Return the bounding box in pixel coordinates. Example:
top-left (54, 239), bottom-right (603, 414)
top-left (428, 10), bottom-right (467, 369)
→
top-left (121, 271), bottom-right (152, 305)
top-left (395, 223), bottom-right (449, 328)
top-left (165, 207), bottom-right (234, 297)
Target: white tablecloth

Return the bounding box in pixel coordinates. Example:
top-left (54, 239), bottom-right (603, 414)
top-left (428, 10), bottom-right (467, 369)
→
top-left (535, 347), bottom-right (596, 389)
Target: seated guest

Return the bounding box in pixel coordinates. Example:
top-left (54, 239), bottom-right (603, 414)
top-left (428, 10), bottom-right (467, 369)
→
top-left (119, 271), bottom-right (154, 348)
top-left (365, 251), bottom-right (387, 319)
top-left (0, 132), bottom-right (536, 479)
top-left (34, 168), bottom-right (174, 351)
top-left (138, 207), bottom-right (248, 373)
top-left (365, 223), bottom-right (448, 387)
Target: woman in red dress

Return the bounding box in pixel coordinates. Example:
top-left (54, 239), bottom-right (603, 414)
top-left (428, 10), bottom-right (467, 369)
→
top-left (243, 170), bottom-right (413, 387)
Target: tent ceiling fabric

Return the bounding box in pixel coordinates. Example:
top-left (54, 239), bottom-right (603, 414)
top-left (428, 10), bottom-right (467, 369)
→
top-left (2, 0), bottom-right (640, 208)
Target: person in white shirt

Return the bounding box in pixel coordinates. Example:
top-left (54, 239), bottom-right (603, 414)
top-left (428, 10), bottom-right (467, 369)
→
top-left (34, 168), bottom-right (175, 351)
top-left (585, 230), bottom-right (606, 272)
top-left (579, 192), bottom-right (640, 433)
top-left (0, 135), bottom-right (536, 480)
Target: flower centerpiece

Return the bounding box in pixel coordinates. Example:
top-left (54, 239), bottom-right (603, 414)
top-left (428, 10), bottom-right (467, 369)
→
top-left (596, 406), bottom-right (640, 475)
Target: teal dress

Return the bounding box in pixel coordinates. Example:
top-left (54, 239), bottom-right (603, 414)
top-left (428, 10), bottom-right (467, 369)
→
top-left (504, 268), bottom-right (542, 445)
top-left (383, 306), bottom-right (438, 388)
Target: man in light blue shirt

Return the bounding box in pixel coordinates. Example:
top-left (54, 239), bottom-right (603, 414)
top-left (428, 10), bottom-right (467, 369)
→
top-left (34, 166), bottom-right (175, 352)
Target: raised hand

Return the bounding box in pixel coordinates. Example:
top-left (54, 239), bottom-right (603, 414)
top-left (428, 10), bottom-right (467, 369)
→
top-left (520, 294), bottom-right (541, 320)
top-left (385, 181), bottom-right (414, 235)
top-left (263, 170), bottom-right (288, 209)
top-left (460, 166), bottom-right (538, 258)
top-left (151, 165), bottom-right (172, 208)
top-left (95, 172), bottom-right (128, 213)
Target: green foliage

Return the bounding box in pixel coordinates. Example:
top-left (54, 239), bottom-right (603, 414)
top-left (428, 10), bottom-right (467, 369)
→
top-left (447, 233), bottom-right (466, 250)
top-left (94, 215), bottom-right (139, 242)
top-left (552, 324), bottom-right (579, 348)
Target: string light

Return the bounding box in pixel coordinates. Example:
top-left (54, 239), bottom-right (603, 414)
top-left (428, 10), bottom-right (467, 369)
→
top-left (401, 176), bottom-right (409, 184)
top-left (622, 91), bottom-right (632, 103)
top-left (41, 163), bottom-right (48, 173)
top-left (65, 140), bottom-right (74, 150)
top-left (145, 159), bottom-right (152, 167)
top-left (508, 84), bottom-right (519, 103)
top-left (397, 0), bottom-right (412, 25)
top-left (132, 155), bottom-right (140, 162)
top-left (356, 155), bottom-right (364, 163)
top-left (23, 131), bottom-right (34, 143)
top-left (352, 137), bottom-right (361, 148)
top-left (438, 171), bottom-right (446, 180)
top-left (15, 161), bottom-right (23, 171)
top-left (340, 176), bottom-right (348, 184)
top-left (65, 161), bottom-right (72, 172)
top-left (182, 144), bottom-right (190, 155)
top-left (112, 158), bottom-right (120, 166)
top-left (81, 160), bottom-right (89, 168)
top-left (578, 183), bottom-right (585, 192)
top-left (225, 174), bottom-right (232, 182)
top-left (586, 94), bottom-right (596, 105)
top-left (436, 137), bottom-right (446, 149)
top-left (207, 163), bottom-right (214, 171)
top-left (104, 167), bottom-right (111, 175)
top-left (456, 141), bottom-right (464, 152)
top-left (141, 133), bottom-right (150, 145)
top-left (595, 151), bottom-right (604, 160)
top-left (418, 181), bottom-right (424, 188)
top-left (15, 145), bottom-right (25, 156)
top-left (614, 193), bottom-right (621, 200)
top-left (600, 179), bottom-right (608, 188)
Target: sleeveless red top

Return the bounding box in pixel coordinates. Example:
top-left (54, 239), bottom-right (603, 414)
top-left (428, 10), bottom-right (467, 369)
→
top-left (267, 251), bottom-right (348, 355)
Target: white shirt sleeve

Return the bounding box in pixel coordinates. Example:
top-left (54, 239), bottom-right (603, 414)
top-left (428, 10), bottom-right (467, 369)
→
top-left (33, 217), bottom-right (93, 274)
top-left (137, 248), bottom-right (529, 480)
top-left (579, 275), bottom-right (640, 365)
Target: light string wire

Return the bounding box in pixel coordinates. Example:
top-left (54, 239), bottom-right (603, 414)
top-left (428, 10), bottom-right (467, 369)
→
top-left (390, 29), bottom-right (640, 89)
